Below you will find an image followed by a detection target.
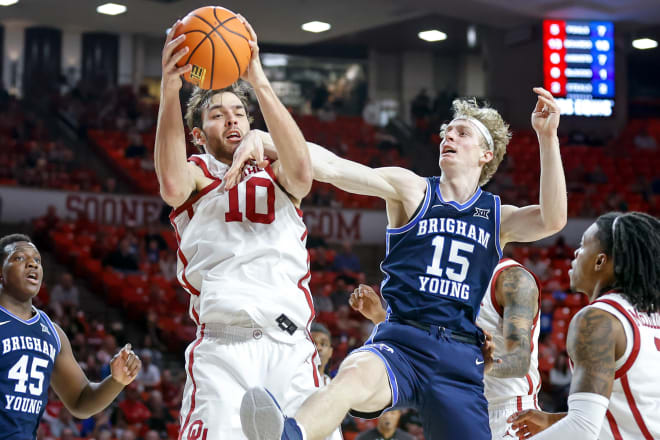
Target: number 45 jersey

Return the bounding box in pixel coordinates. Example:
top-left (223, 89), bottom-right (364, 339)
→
top-left (0, 306), bottom-right (61, 439)
top-left (170, 154), bottom-right (313, 342)
top-left (381, 176), bottom-right (502, 335)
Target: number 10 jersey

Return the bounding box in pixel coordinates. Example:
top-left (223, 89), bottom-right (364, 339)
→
top-left (170, 154), bottom-right (313, 343)
top-left (380, 176), bottom-right (502, 335)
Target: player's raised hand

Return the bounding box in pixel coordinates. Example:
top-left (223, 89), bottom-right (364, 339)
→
top-left (236, 15), bottom-right (267, 88)
top-left (349, 284), bottom-right (387, 324)
top-left (225, 131), bottom-right (269, 189)
top-left (531, 87), bottom-right (560, 139)
top-left (480, 329), bottom-right (501, 374)
top-left (110, 344), bottom-right (142, 385)
top-left (507, 409), bottom-right (560, 439)
top-left (161, 20), bottom-right (192, 91)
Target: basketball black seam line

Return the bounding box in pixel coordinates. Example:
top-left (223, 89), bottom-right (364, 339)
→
top-left (195, 10), bottom-right (239, 81)
top-left (181, 30), bottom-right (209, 67)
top-left (214, 13), bottom-right (250, 77)
top-left (182, 28), bottom-right (215, 88)
top-left (206, 9), bottom-right (241, 79)
top-left (190, 14), bottom-right (234, 88)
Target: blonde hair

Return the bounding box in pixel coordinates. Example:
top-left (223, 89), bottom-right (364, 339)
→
top-left (184, 82), bottom-right (253, 152)
top-left (439, 98), bottom-right (511, 186)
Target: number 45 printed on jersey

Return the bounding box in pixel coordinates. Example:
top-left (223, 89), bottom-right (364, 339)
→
top-left (421, 237), bottom-right (473, 300)
top-left (8, 355), bottom-right (48, 396)
top-left (225, 178), bottom-right (275, 224)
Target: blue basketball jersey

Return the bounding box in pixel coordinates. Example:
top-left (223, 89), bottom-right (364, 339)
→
top-left (381, 176), bottom-right (502, 335)
top-left (0, 305), bottom-right (61, 439)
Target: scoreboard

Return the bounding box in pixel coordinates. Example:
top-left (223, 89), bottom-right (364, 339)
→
top-left (543, 20), bottom-right (615, 117)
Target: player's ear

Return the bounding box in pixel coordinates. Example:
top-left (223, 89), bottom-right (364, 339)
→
top-left (191, 127), bottom-right (207, 148)
top-left (594, 252), bottom-right (609, 272)
top-left (479, 149), bottom-right (493, 165)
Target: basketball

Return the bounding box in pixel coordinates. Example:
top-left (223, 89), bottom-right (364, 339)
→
top-left (174, 6), bottom-right (251, 90)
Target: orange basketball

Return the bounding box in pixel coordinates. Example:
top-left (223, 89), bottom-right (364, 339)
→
top-left (174, 6), bottom-right (251, 90)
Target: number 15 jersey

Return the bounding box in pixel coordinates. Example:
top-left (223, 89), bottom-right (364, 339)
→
top-left (381, 176), bottom-right (502, 335)
top-left (169, 154), bottom-right (313, 343)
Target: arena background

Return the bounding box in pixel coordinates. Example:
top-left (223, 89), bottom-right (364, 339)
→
top-left (1, 0), bottom-right (659, 438)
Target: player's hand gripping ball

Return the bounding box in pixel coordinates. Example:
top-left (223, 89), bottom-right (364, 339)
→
top-left (174, 6), bottom-right (251, 89)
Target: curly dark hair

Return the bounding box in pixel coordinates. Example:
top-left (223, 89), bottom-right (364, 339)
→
top-left (595, 212), bottom-right (660, 312)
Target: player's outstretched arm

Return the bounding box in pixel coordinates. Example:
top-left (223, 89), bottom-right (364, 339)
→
top-left (154, 20), bottom-right (197, 208)
top-left (487, 266), bottom-right (538, 378)
top-left (225, 131), bottom-right (426, 204)
top-left (509, 307), bottom-right (620, 439)
top-left (236, 16), bottom-right (312, 201)
top-left (50, 325), bottom-right (141, 419)
top-left (500, 87), bottom-right (567, 246)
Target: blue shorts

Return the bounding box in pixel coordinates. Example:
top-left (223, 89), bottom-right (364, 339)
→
top-left (350, 320), bottom-right (490, 440)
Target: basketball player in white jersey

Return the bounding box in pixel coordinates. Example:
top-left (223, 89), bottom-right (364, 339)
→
top-left (509, 212), bottom-right (660, 439)
top-left (155, 17), bottom-right (324, 439)
top-left (351, 258), bottom-right (542, 439)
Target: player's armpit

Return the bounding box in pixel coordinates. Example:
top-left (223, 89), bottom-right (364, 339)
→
top-left (500, 204), bottom-right (565, 246)
top-left (488, 266), bottom-right (538, 378)
top-left (566, 307), bottom-right (620, 397)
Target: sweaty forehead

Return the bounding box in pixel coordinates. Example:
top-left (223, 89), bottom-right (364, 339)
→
top-left (4, 242), bottom-right (39, 258)
top-left (582, 223), bottom-right (600, 246)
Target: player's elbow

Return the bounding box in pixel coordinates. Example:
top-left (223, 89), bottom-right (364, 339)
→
top-left (510, 351), bottom-right (532, 377)
top-left (159, 183), bottom-right (189, 208)
top-left (545, 215), bottom-right (567, 235)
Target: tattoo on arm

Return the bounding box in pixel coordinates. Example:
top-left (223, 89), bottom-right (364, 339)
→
top-left (566, 308), bottom-right (617, 397)
top-left (488, 267), bottom-right (538, 378)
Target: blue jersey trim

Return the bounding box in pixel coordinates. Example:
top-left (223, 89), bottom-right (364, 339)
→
top-left (435, 183), bottom-right (483, 211)
top-left (39, 310), bottom-right (61, 353)
top-left (494, 195), bottom-right (503, 259)
top-left (352, 346), bottom-right (399, 408)
top-left (386, 179), bottom-right (432, 234)
top-left (0, 305), bottom-right (41, 325)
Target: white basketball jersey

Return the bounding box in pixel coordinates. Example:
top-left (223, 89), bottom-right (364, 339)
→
top-left (477, 259), bottom-right (542, 405)
top-left (170, 154), bottom-right (313, 343)
top-left (588, 293), bottom-right (660, 440)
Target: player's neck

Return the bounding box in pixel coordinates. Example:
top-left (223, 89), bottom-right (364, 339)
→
top-left (0, 291), bottom-right (35, 320)
top-left (438, 173), bottom-right (480, 204)
top-left (378, 427), bottom-right (396, 438)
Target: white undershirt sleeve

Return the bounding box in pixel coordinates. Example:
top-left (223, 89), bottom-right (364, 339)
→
top-left (529, 392), bottom-right (609, 440)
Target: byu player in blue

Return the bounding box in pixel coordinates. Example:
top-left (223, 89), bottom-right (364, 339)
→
top-left (231, 87), bottom-right (566, 440)
top-left (0, 234), bottom-right (142, 439)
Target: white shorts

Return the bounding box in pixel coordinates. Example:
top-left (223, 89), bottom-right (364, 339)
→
top-left (178, 323), bottom-right (321, 440)
top-left (488, 395), bottom-right (539, 439)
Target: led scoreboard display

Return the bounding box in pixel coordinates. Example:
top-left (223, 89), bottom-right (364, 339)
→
top-left (543, 20), bottom-right (615, 117)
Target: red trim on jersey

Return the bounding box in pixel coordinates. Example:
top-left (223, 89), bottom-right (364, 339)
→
top-left (534, 395), bottom-right (539, 410)
top-left (516, 396), bottom-right (522, 411)
top-left (169, 179), bottom-right (222, 221)
top-left (178, 324), bottom-right (205, 440)
top-left (189, 156), bottom-right (216, 180)
top-left (525, 374), bottom-right (533, 395)
top-left (298, 245), bottom-right (319, 387)
top-left (264, 163), bottom-right (278, 183)
top-left (169, 215), bottom-right (201, 296)
top-left (301, 230), bottom-right (308, 241)
top-left (177, 249), bottom-right (201, 296)
top-left (606, 410), bottom-right (623, 440)
top-left (621, 374), bottom-right (654, 439)
top-left (190, 304), bottom-right (200, 326)
top-left (592, 298), bottom-right (641, 379)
